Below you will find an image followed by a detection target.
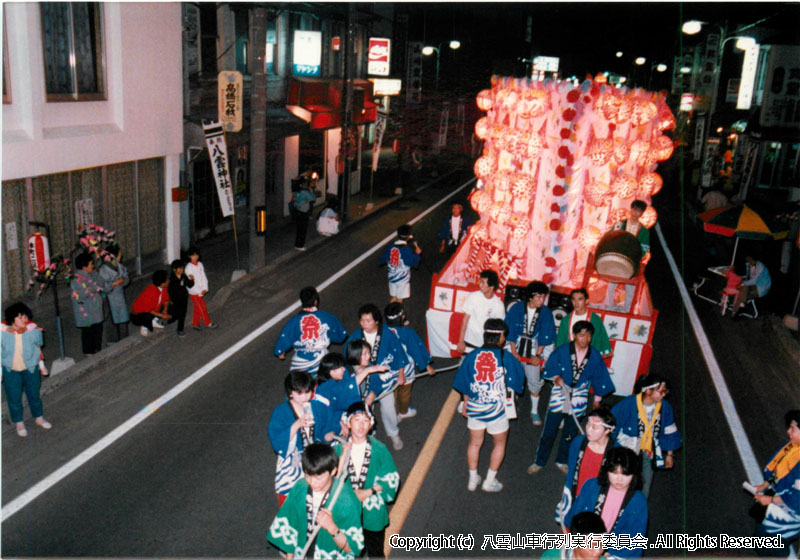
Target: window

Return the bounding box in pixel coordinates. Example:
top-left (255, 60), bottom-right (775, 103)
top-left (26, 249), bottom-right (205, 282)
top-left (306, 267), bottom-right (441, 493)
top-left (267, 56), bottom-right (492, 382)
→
top-left (40, 2), bottom-right (105, 101)
top-left (234, 8), bottom-right (249, 74)
top-left (266, 19), bottom-right (276, 75)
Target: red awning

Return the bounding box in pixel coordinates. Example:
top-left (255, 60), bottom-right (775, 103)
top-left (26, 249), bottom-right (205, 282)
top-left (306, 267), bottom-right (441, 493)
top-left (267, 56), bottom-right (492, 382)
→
top-left (286, 78), bottom-right (378, 130)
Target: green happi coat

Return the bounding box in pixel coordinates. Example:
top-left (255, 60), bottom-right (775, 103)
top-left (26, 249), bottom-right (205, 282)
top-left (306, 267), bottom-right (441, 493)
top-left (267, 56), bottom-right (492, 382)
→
top-left (334, 436), bottom-right (400, 531)
top-left (267, 477), bottom-right (364, 559)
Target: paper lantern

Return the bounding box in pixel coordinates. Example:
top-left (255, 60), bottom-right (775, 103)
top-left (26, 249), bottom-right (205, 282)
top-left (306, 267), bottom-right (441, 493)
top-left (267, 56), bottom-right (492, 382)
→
top-left (475, 117), bottom-right (491, 140)
top-left (638, 172), bottom-right (663, 197)
top-left (489, 202), bottom-right (504, 222)
top-left (510, 214), bottom-right (531, 239)
top-left (609, 208), bottom-right (628, 224)
top-left (497, 205), bottom-right (512, 226)
top-left (512, 131), bottom-right (530, 157)
top-left (495, 88), bottom-right (510, 111)
top-left (611, 174), bottom-right (637, 198)
top-left (588, 138), bottom-right (613, 166)
top-left (512, 174), bottom-right (535, 199)
top-left (584, 181), bottom-right (611, 206)
top-left (494, 170), bottom-right (513, 194)
top-left (613, 138), bottom-right (631, 165)
top-left (630, 99), bottom-right (658, 126)
top-left (471, 190), bottom-right (492, 213)
top-left (517, 91), bottom-right (534, 118)
top-left (529, 88), bottom-right (550, 118)
top-left (474, 155), bottom-right (495, 179)
top-left (491, 125), bottom-right (509, 150)
top-left (640, 206), bottom-right (658, 228)
top-left (507, 129), bottom-right (524, 156)
top-left (631, 139), bottom-right (655, 167)
top-left (578, 225), bottom-right (603, 251)
top-left (657, 109), bottom-right (676, 131)
top-left (527, 133), bottom-right (544, 159)
top-left (476, 89), bottom-right (494, 111)
top-left (598, 93), bottom-right (631, 124)
top-left (652, 135), bottom-right (674, 161)
top-left (473, 222), bottom-right (489, 241)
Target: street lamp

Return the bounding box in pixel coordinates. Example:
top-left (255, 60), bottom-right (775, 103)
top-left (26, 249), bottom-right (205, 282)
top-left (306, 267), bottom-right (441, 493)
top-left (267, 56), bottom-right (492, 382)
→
top-left (422, 40), bottom-right (460, 90)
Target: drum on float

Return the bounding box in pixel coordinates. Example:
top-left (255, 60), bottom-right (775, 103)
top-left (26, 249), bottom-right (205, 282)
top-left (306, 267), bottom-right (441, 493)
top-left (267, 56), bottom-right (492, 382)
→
top-left (594, 230), bottom-right (642, 279)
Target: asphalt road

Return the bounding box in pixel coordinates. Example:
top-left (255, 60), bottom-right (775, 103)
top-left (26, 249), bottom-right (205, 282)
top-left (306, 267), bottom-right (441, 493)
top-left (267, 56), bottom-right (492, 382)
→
top-left (2, 165), bottom-right (796, 557)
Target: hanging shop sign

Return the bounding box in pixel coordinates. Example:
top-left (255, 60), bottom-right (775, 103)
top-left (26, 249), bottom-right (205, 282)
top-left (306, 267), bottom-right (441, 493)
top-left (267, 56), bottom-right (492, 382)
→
top-left (202, 121), bottom-right (235, 217)
top-left (533, 56), bottom-right (559, 72)
top-left (218, 71), bottom-right (243, 132)
top-left (368, 37), bottom-right (391, 76)
top-left (293, 30), bottom-right (322, 77)
top-left (371, 78), bottom-right (402, 96)
top-left (736, 42), bottom-right (759, 110)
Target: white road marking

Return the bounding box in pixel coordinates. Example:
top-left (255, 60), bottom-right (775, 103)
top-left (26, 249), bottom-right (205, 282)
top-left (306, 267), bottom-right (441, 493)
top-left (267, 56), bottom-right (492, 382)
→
top-left (1, 177), bottom-right (476, 523)
top-left (654, 223), bottom-right (763, 484)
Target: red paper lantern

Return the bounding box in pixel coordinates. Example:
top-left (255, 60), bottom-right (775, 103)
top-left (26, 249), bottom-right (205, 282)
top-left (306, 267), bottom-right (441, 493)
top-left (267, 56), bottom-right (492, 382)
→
top-left (475, 117), bottom-right (491, 140)
top-left (638, 172), bottom-right (663, 197)
top-left (512, 174), bottom-right (535, 199)
top-left (471, 190), bottom-right (492, 213)
top-left (640, 206), bottom-right (658, 228)
top-left (611, 174), bottom-right (637, 199)
top-left (631, 139), bottom-right (655, 167)
top-left (476, 89), bottom-right (494, 111)
top-left (652, 135), bottom-right (674, 161)
top-left (588, 138), bottom-right (613, 166)
top-left (657, 107), bottom-right (676, 131)
top-left (584, 181), bottom-right (611, 206)
top-left (630, 99), bottom-right (658, 126)
top-left (613, 138), bottom-right (631, 165)
top-left (527, 134), bottom-right (544, 159)
top-left (609, 208), bottom-right (628, 224)
top-left (510, 214), bottom-right (531, 239)
top-left (474, 155), bottom-right (495, 179)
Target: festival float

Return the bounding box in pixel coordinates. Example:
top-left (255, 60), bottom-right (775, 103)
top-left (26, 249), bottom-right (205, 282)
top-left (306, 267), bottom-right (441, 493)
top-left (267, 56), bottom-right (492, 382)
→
top-left (426, 75), bottom-right (676, 395)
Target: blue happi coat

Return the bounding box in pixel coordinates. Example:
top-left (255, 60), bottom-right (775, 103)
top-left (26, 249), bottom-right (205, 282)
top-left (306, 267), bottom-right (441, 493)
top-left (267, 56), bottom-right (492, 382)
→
top-left (379, 241), bottom-right (420, 287)
top-left (273, 309), bottom-right (347, 374)
top-left (759, 444), bottom-right (800, 540)
top-left (387, 325), bottom-right (432, 383)
top-left (565, 478), bottom-right (648, 558)
top-left (453, 346), bottom-right (524, 423)
top-left (543, 343), bottom-right (615, 417)
top-left (345, 325), bottom-right (409, 396)
top-left (506, 301), bottom-right (556, 357)
top-left (612, 395), bottom-right (682, 468)
top-left (314, 368), bottom-right (363, 437)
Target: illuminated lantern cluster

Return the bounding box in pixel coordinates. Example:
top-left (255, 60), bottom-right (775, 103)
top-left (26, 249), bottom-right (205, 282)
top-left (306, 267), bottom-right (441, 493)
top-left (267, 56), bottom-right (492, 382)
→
top-left (638, 172), bottom-right (663, 197)
top-left (578, 226), bottom-right (603, 251)
top-left (652, 135), bottom-right (674, 161)
top-left (585, 181), bottom-right (611, 206)
top-left (631, 139), bottom-right (655, 167)
top-left (474, 155), bottom-right (495, 179)
top-left (588, 138), bottom-right (613, 167)
top-left (475, 117), bottom-right (491, 140)
top-left (512, 174), bottom-right (535, 199)
top-left (476, 89), bottom-right (494, 111)
top-left (471, 190), bottom-right (492, 213)
top-left (611, 175), bottom-right (637, 199)
top-left (640, 206), bottom-right (658, 228)
top-left (613, 138), bottom-right (631, 165)
top-left (630, 98), bottom-right (658, 126)
top-left (510, 215), bottom-right (531, 239)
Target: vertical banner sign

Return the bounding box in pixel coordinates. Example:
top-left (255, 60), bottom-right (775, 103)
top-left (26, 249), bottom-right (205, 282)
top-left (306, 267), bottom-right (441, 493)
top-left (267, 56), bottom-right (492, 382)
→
top-left (218, 71), bottom-right (243, 132)
top-left (293, 30), bottom-right (321, 77)
top-left (438, 105), bottom-right (450, 148)
top-left (202, 121), bottom-right (235, 217)
top-left (701, 138), bottom-right (720, 188)
top-left (371, 110), bottom-right (388, 171)
top-left (368, 38), bottom-right (391, 76)
top-left (693, 115), bottom-right (705, 161)
top-left (736, 43), bottom-right (759, 110)
top-left (75, 199), bottom-right (94, 233)
top-left (740, 137), bottom-right (760, 193)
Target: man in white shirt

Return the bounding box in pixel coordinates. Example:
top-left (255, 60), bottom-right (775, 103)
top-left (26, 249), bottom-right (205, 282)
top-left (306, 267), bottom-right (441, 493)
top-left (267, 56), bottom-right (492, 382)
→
top-left (457, 269), bottom-right (506, 354)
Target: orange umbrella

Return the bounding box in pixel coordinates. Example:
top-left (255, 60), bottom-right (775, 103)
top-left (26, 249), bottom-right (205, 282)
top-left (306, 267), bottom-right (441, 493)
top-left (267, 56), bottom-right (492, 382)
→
top-left (698, 204), bottom-right (788, 265)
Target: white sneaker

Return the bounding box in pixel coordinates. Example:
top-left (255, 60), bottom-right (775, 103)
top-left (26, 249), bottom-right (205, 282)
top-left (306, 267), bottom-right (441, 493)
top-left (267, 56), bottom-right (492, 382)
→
top-left (482, 479), bottom-right (503, 492)
top-left (389, 434), bottom-right (403, 450)
top-left (468, 475), bottom-right (482, 492)
top-left (397, 408), bottom-right (417, 422)
top-left (140, 326), bottom-right (149, 337)
top-left (152, 319), bottom-right (165, 329)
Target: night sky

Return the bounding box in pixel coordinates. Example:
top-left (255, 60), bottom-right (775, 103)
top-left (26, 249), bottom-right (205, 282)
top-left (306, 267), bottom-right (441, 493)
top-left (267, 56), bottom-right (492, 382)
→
top-left (401, 2), bottom-right (800, 93)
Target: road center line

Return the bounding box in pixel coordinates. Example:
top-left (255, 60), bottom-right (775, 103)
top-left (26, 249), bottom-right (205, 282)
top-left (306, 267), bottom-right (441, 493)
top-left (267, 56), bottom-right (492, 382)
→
top-left (654, 223), bottom-right (763, 484)
top-left (2, 177), bottom-right (476, 523)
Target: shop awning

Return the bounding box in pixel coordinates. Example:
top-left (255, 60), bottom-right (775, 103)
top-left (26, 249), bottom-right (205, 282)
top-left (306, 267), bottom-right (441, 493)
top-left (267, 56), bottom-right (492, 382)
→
top-left (286, 77), bottom-right (378, 130)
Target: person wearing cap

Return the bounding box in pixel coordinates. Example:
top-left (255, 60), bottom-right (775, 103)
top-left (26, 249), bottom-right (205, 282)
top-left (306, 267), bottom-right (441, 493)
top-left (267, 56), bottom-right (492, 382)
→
top-left (611, 374), bottom-right (682, 497)
top-left (453, 318), bottom-right (525, 493)
top-left (333, 402), bottom-right (400, 559)
top-left (555, 407), bottom-right (617, 527)
top-left (379, 224), bottom-right (422, 304)
top-left (438, 203), bottom-right (473, 256)
top-left (529, 320), bottom-right (615, 476)
top-left (506, 281), bottom-right (557, 426)
top-left (751, 410), bottom-right (800, 557)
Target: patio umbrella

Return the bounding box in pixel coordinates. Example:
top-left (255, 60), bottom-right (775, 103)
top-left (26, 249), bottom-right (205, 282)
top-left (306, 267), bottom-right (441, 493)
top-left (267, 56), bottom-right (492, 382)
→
top-left (697, 204), bottom-right (789, 265)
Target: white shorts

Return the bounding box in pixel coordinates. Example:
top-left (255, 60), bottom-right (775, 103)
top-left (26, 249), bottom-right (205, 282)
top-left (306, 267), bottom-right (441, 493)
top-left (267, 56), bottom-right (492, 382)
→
top-left (467, 414), bottom-right (509, 434)
top-left (388, 279), bottom-right (411, 299)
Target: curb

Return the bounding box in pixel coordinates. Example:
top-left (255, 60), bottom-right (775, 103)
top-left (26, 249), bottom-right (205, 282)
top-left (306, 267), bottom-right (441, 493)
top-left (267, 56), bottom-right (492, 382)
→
top-left (767, 314), bottom-right (800, 366)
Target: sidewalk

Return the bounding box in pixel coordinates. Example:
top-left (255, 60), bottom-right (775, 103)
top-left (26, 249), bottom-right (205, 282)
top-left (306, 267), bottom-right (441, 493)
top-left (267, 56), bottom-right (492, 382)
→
top-left (3, 152), bottom-right (467, 411)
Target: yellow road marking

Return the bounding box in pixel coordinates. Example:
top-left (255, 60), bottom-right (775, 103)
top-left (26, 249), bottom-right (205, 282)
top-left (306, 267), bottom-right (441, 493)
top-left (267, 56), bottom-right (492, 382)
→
top-left (384, 389), bottom-right (462, 557)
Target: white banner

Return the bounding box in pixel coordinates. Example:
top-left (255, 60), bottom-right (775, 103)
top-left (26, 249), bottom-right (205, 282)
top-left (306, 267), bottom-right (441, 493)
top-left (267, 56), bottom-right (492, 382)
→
top-left (202, 121), bottom-right (235, 217)
top-left (371, 111), bottom-right (388, 172)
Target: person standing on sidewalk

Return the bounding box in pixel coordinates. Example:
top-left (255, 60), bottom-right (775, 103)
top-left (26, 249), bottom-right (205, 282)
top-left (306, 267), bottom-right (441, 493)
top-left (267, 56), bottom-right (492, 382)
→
top-left (291, 174), bottom-right (317, 251)
top-left (98, 243), bottom-right (129, 343)
top-left (167, 259), bottom-right (193, 338)
top-left (2, 302), bottom-right (52, 437)
top-left (185, 247), bottom-right (217, 330)
top-left (70, 252), bottom-right (105, 355)
top-left (438, 203), bottom-right (473, 256)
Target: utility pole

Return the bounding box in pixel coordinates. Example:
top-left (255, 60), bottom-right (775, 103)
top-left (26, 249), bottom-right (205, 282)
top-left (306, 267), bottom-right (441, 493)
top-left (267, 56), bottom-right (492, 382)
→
top-left (338, 4), bottom-right (356, 221)
top-left (248, 6), bottom-right (267, 270)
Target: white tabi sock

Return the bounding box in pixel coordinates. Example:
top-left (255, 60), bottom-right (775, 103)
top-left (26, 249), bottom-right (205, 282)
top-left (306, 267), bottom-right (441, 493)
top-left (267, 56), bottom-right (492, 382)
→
top-left (469, 469), bottom-right (480, 483)
top-left (485, 469), bottom-right (498, 484)
top-left (530, 395), bottom-right (540, 410)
